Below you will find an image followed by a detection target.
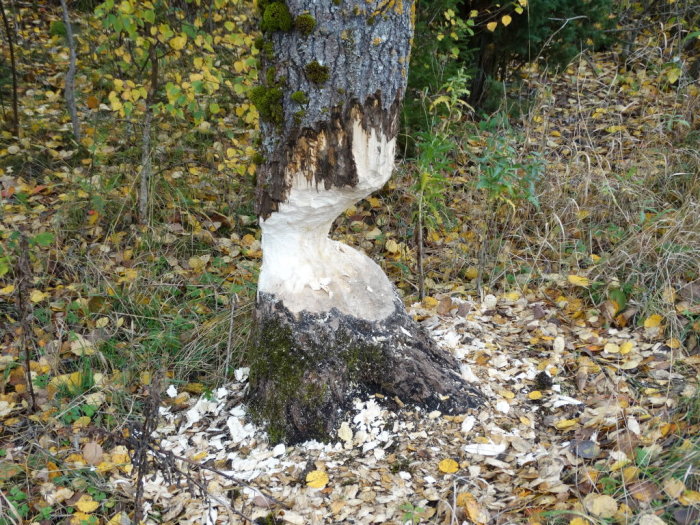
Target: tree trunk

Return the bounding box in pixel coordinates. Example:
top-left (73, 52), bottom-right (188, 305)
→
top-left (249, 0), bottom-right (482, 443)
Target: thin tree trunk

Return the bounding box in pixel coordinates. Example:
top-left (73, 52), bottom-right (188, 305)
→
top-left (138, 46), bottom-right (158, 225)
top-left (416, 196), bottom-right (425, 300)
top-left (17, 234), bottom-right (37, 412)
top-left (60, 0), bottom-right (80, 141)
top-left (0, 0), bottom-right (19, 137)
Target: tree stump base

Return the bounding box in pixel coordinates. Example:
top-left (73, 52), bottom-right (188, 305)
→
top-left (247, 291), bottom-right (483, 444)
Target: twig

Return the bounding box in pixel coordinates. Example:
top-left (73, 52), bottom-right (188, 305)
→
top-left (132, 370), bottom-right (163, 523)
top-left (138, 44), bottom-right (159, 225)
top-left (224, 292), bottom-right (239, 374)
top-left (0, 0), bottom-right (19, 136)
top-left (60, 0), bottom-right (81, 140)
top-left (16, 234), bottom-right (37, 412)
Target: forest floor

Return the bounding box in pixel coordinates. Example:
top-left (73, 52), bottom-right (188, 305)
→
top-left (1, 2), bottom-right (699, 525)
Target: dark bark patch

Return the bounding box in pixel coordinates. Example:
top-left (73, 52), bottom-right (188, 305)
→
top-left (246, 292), bottom-right (483, 444)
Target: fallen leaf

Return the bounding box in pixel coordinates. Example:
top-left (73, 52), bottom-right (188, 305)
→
top-left (438, 458), bottom-right (459, 473)
top-left (568, 275), bottom-right (590, 287)
top-left (75, 494), bottom-right (100, 513)
top-left (70, 334), bottom-right (95, 356)
top-left (83, 442), bottom-right (104, 465)
top-left (583, 493), bottom-right (618, 518)
top-left (663, 477), bottom-right (685, 498)
top-left (644, 314), bottom-right (663, 328)
top-left (306, 470), bottom-right (329, 489)
top-left (679, 490), bottom-right (700, 505)
top-left (338, 422), bottom-right (353, 444)
top-left (638, 514), bottom-right (666, 525)
top-left (30, 289), bottom-right (49, 302)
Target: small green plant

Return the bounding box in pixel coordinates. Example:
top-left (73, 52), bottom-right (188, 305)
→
top-left (470, 114), bottom-right (545, 292)
top-left (4, 486), bottom-right (29, 523)
top-left (411, 68), bottom-right (471, 298)
top-left (474, 122), bottom-right (543, 211)
top-left (399, 502), bottom-right (426, 524)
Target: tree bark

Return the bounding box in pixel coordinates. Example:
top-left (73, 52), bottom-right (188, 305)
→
top-left (249, 0), bottom-right (482, 443)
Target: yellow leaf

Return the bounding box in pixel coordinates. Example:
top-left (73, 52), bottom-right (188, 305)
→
top-left (644, 314), bottom-right (663, 328)
top-left (666, 66), bottom-right (681, 84)
top-left (306, 470), bottom-right (329, 489)
top-left (464, 266), bottom-right (478, 280)
top-left (567, 275), bottom-right (590, 287)
top-left (501, 15), bottom-right (512, 26)
top-left (519, 0), bottom-right (527, 6)
top-left (188, 255), bottom-right (207, 271)
top-left (118, 1), bottom-right (133, 14)
top-left (422, 296), bottom-right (439, 309)
top-left (605, 125), bottom-right (626, 133)
top-left (504, 291), bottom-right (520, 301)
top-left (666, 337), bottom-right (681, 349)
top-left (456, 492), bottom-right (483, 522)
top-left (554, 418), bottom-right (579, 429)
top-left (569, 518), bottom-right (589, 525)
top-left (107, 513), bottom-right (128, 525)
top-left (679, 490), bottom-right (700, 505)
top-left (486, 21), bottom-right (498, 32)
top-left (528, 390), bottom-right (543, 400)
top-left (76, 495), bottom-right (100, 513)
top-left (71, 513), bottom-right (92, 525)
top-left (0, 285), bottom-right (14, 295)
top-left (385, 239), bottom-right (400, 253)
top-left (169, 34), bottom-right (187, 51)
top-left (620, 341), bottom-right (634, 354)
top-left (30, 289), bottom-right (49, 303)
top-left (438, 458), bottom-right (459, 473)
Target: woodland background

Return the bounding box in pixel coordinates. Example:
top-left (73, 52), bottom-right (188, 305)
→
top-left (0, 0), bottom-right (699, 524)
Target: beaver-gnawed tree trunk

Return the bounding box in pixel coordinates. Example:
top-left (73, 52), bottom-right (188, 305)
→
top-left (248, 0), bottom-right (482, 444)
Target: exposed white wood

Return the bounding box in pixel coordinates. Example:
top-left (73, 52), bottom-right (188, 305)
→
top-left (258, 120), bottom-right (396, 320)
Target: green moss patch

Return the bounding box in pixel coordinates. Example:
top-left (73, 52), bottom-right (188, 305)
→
top-left (249, 85), bottom-right (284, 125)
top-left (246, 315), bottom-right (389, 443)
top-left (305, 61), bottom-right (330, 84)
top-left (261, 2), bottom-right (293, 32)
top-left (290, 91), bottom-right (309, 105)
top-left (295, 13), bottom-right (316, 36)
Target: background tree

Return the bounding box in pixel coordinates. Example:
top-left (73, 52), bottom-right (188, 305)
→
top-left (248, 0), bottom-right (482, 443)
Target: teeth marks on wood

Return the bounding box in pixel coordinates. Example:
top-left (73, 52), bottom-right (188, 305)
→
top-left (255, 0), bottom-right (414, 218)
